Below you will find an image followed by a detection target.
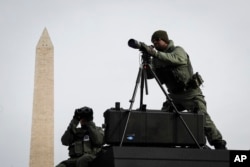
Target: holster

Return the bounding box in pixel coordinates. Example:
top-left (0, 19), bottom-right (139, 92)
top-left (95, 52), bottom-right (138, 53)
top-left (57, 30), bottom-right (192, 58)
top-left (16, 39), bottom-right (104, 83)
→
top-left (188, 72), bottom-right (204, 89)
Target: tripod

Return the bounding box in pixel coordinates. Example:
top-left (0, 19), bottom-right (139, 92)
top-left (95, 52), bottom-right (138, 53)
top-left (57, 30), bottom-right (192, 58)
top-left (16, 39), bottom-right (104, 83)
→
top-left (119, 52), bottom-right (202, 149)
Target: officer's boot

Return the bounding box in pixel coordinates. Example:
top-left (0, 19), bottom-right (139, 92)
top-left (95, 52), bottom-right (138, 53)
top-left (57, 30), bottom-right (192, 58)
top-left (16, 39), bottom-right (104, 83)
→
top-left (213, 140), bottom-right (227, 150)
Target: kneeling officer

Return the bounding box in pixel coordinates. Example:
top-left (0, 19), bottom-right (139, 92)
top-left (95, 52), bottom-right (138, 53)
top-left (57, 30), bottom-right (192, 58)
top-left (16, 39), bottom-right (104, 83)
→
top-left (56, 107), bottom-right (104, 167)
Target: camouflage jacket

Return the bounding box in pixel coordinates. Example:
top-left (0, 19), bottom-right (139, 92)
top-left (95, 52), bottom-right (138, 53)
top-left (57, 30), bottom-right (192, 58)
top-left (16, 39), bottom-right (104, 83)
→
top-left (149, 40), bottom-right (202, 98)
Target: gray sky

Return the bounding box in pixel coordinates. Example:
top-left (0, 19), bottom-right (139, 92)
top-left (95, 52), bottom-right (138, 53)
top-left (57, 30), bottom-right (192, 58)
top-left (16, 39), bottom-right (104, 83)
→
top-left (0, 0), bottom-right (250, 166)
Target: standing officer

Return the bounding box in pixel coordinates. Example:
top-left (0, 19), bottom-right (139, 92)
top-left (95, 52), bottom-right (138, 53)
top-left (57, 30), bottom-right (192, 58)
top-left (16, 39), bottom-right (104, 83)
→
top-left (56, 106), bottom-right (104, 167)
top-left (140, 30), bottom-right (227, 149)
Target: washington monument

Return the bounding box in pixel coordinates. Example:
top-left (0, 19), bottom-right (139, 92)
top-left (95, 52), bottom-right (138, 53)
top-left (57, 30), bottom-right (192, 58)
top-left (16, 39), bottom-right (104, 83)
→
top-left (29, 28), bottom-right (54, 167)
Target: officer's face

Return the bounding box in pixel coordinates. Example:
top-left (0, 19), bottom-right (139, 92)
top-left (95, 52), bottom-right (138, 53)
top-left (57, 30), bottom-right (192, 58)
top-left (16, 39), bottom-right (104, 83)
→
top-left (80, 118), bottom-right (87, 126)
top-left (152, 38), bottom-right (168, 51)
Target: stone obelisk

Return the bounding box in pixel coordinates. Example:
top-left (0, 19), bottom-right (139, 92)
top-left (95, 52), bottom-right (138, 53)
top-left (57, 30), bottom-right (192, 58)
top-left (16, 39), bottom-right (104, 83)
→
top-left (29, 28), bottom-right (54, 167)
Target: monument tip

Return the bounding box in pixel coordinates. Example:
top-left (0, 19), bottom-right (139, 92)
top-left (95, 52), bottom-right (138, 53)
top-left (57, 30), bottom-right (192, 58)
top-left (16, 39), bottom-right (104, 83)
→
top-left (36, 27), bottom-right (53, 48)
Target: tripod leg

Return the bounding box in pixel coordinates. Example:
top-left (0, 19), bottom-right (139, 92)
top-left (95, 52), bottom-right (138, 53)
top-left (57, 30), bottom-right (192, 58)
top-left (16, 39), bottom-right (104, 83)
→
top-left (146, 64), bottom-right (202, 149)
top-left (139, 68), bottom-right (144, 110)
top-left (120, 67), bottom-right (142, 147)
top-left (139, 65), bottom-right (150, 110)
top-left (143, 65), bottom-right (149, 95)
top-left (129, 67), bottom-right (142, 110)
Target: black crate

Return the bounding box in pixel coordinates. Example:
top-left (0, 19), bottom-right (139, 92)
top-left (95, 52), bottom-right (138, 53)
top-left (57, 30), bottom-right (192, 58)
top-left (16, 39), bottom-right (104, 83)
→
top-left (104, 109), bottom-right (205, 146)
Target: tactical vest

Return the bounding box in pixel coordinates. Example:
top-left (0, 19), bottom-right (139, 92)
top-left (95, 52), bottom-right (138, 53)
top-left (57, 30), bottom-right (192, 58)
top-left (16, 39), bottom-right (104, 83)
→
top-left (68, 129), bottom-right (101, 158)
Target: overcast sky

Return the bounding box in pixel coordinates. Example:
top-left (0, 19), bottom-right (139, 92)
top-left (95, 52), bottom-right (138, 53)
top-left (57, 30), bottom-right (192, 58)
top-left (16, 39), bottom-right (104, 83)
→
top-left (0, 0), bottom-right (250, 166)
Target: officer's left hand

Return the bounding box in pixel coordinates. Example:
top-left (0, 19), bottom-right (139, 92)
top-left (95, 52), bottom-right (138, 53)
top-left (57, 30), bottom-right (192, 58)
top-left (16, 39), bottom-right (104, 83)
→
top-left (140, 43), bottom-right (157, 57)
top-left (73, 109), bottom-right (81, 121)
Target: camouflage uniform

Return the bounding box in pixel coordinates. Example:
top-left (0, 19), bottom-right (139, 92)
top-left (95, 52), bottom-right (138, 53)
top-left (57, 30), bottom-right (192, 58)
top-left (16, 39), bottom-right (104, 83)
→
top-left (148, 38), bottom-right (226, 149)
top-left (56, 118), bottom-right (104, 167)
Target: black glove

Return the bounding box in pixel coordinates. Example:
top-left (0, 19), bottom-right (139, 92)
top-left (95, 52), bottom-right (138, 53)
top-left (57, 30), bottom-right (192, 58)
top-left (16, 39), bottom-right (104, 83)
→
top-left (73, 109), bottom-right (81, 121)
top-left (140, 43), bottom-right (157, 57)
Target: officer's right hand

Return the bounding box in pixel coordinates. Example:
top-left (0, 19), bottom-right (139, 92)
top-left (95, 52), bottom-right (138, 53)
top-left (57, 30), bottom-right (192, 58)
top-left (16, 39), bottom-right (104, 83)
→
top-left (140, 43), bottom-right (157, 57)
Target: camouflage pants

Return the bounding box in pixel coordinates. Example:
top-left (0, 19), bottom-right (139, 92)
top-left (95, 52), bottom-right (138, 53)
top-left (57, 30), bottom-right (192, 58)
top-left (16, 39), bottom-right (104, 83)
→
top-left (162, 95), bottom-right (225, 146)
top-left (55, 154), bottom-right (95, 167)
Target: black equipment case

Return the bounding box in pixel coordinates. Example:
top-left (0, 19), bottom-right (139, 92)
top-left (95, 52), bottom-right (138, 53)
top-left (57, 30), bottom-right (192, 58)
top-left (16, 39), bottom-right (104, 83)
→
top-left (104, 109), bottom-right (206, 147)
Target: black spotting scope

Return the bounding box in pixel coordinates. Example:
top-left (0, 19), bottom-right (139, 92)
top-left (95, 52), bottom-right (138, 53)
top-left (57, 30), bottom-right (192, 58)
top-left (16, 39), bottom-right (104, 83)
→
top-left (128, 39), bottom-right (142, 49)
